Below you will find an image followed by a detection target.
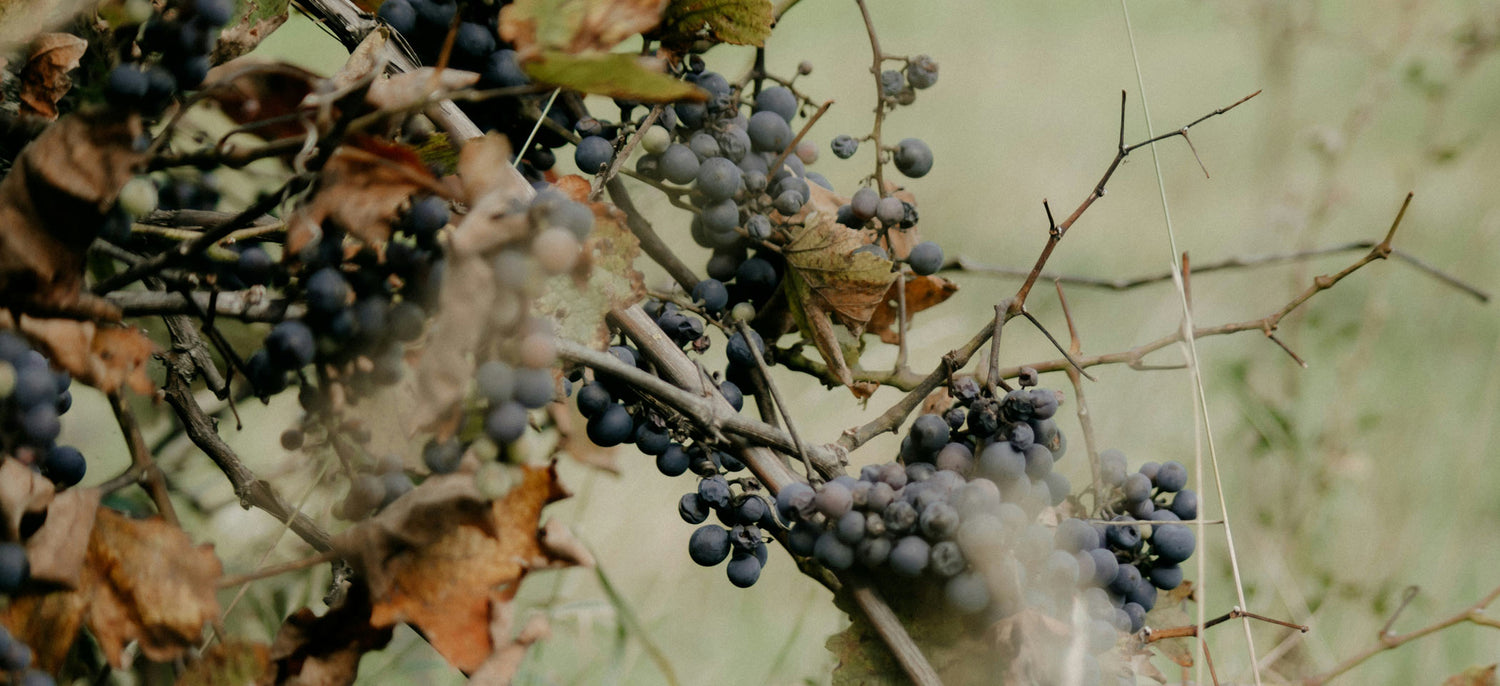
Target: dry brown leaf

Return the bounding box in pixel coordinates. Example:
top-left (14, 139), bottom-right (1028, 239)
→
top-left (86, 509), bottom-right (224, 664)
top-left (867, 274), bottom-right (959, 344)
top-left (456, 133), bottom-right (532, 207)
top-left (551, 174), bottom-right (592, 202)
top-left (211, 5), bottom-right (291, 63)
top-left (284, 137), bottom-right (438, 254)
top-left (204, 57), bottom-right (320, 141)
top-left (270, 582), bottom-right (392, 686)
top-left (1, 509), bottom-right (222, 669)
top-left (918, 387), bottom-right (950, 417)
top-left (344, 464), bottom-right (573, 672)
top-left (17, 32), bottom-right (85, 120)
top-left (24, 486), bottom-right (99, 588)
top-left (0, 457), bottom-right (53, 541)
top-left (499, 0), bottom-right (666, 60)
top-left (0, 582), bottom-right (89, 672)
top-left (0, 111), bottom-right (142, 320)
top-left (538, 518), bottom-right (595, 567)
top-left (988, 609), bottom-right (1072, 684)
top-left (0, 315), bottom-right (158, 395)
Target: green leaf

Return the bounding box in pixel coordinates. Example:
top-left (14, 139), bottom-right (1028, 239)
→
top-left (535, 207), bottom-right (647, 348)
top-left (522, 52), bottom-right (707, 103)
top-left (660, 0), bottom-right (774, 47)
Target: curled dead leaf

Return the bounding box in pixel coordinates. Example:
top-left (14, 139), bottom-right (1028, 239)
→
top-left (17, 32), bottom-right (86, 120)
top-left (339, 464), bottom-right (573, 673)
top-left (24, 486), bottom-right (99, 588)
top-left (0, 314), bottom-right (157, 395)
top-left (204, 57), bottom-right (320, 141)
top-left (284, 136), bottom-right (439, 255)
top-left (86, 509), bottom-right (224, 665)
top-left (0, 111), bottom-right (143, 320)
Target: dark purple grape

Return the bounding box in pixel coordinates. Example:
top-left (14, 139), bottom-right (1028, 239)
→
top-left (485, 401), bottom-right (529, 444)
top-left (0, 543), bottom-right (31, 593)
top-left (894, 138), bottom-right (933, 178)
top-left (698, 475), bottom-right (732, 510)
top-left (813, 532), bottom-right (854, 570)
top-left (1155, 461), bottom-right (1188, 492)
top-left (42, 445), bottom-right (86, 488)
top-left (1150, 524), bottom-right (1195, 563)
top-left (656, 443), bottom-right (690, 477)
top-left (265, 320), bottom-right (315, 370)
top-left (688, 525), bottom-right (730, 566)
top-left (574, 136), bottom-right (613, 174)
top-left (889, 536), bottom-right (930, 577)
top-left (776, 482), bottom-right (816, 522)
top-left (856, 536), bottom-right (891, 568)
top-left (1170, 489), bottom-right (1198, 520)
top-left (679, 493), bottom-right (710, 525)
top-left (692, 279), bottom-right (729, 313)
top-left (726, 551), bottom-right (762, 587)
top-left (585, 404), bottom-right (633, 447)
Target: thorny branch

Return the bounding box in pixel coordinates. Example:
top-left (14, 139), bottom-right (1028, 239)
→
top-left (1298, 584), bottom-right (1500, 685)
top-left (834, 90), bottom-right (1262, 451)
top-left (946, 243), bottom-right (1489, 303)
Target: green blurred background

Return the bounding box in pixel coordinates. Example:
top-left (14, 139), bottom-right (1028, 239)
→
top-left (65, 0), bottom-right (1500, 683)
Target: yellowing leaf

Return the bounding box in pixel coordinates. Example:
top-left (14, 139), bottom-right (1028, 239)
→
top-left (660, 0), bottom-right (773, 47)
top-left (522, 52), bottom-right (707, 103)
top-left (782, 213), bottom-right (898, 386)
top-left (500, 0), bottom-right (666, 58)
top-left (1445, 665), bottom-right (1499, 686)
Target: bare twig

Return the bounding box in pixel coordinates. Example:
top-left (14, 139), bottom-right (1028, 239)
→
top-left (853, 0), bottom-right (889, 194)
top-left (217, 550), bottom-right (342, 589)
top-left (945, 243), bottom-right (1488, 303)
top-left (105, 393), bottom-right (179, 524)
top-left (834, 90), bottom-right (1259, 451)
top-left (591, 106), bottom-right (661, 201)
top-left (162, 350), bottom-right (333, 552)
top-left (109, 289), bottom-right (301, 322)
top-left (737, 321), bottom-right (816, 482)
top-left (1299, 584), bottom-right (1500, 686)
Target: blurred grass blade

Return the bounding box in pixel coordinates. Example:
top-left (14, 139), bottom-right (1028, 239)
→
top-left (593, 558), bottom-right (681, 686)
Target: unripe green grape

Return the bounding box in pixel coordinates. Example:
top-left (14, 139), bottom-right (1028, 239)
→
top-left (117, 177), bottom-right (158, 218)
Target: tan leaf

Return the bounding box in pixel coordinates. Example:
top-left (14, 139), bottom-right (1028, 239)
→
top-left (468, 601), bottom-right (550, 686)
top-left (457, 133), bottom-right (532, 206)
top-left (867, 274), bottom-right (959, 344)
top-left (86, 509), bottom-right (224, 664)
top-left (17, 32), bottom-right (85, 120)
top-left (204, 57), bottom-right (320, 141)
top-left (283, 137), bottom-right (439, 254)
top-left (0, 111), bottom-right (143, 319)
top-left (0, 457), bottom-right (53, 541)
top-left (366, 68), bottom-right (480, 112)
top-left (270, 583), bottom-right (392, 686)
top-left (1446, 665), bottom-right (1499, 686)
top-left (538, 518), bottom-right (595, 567)
top-left (348, 464), bottom-right (573, 673)
top-left (24, 486), bottom-right (99, 588)
top-left (2, 509), bottom-right (223, 669)
top-left (551, 174), bottom-right (592, 202)
top-left (500, 0), bottom-right (666, 59)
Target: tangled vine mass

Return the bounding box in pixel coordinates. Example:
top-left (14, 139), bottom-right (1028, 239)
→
top-left (0, 0), bottom-right (1485, 684)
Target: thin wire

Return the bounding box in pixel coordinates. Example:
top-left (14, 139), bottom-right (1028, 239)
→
top-left (1117, 2), bottom-right (1263, 684)
top-left (514, 88), bottom-right (562, 170)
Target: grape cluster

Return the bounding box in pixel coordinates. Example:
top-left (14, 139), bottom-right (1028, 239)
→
top-left (377, 0), bottom-right (589, 178)
top-left (103, 0), bottom-right (233, 114)
top-left (1089, 449), bottom-right (1199, 629)
top-left (0, 333), bottom-right (86, 488)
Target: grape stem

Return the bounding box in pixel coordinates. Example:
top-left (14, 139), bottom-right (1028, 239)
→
top-left (606, 178), bottom-right (702, 292)
top-left (852, 0), bottom-right (889, 195)
top-left (1054, 281), bottom-right (1105, 509)
top-left (590, 105), bottom-right (662, 201)
top-left (101, 391), bottom-right (180, 525)
top-left (161, 343), bottom-right (335, 553)
top-left (736, 320), bottom-right (818, 483)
